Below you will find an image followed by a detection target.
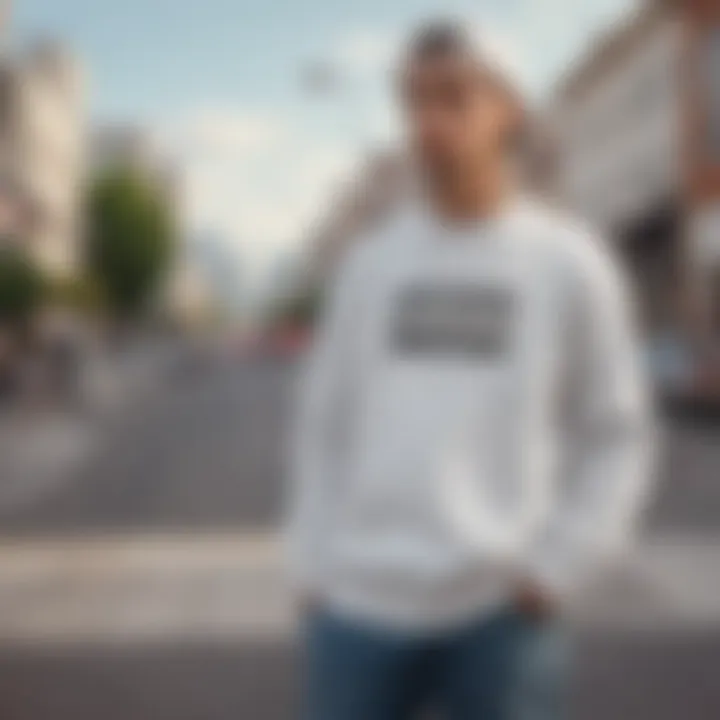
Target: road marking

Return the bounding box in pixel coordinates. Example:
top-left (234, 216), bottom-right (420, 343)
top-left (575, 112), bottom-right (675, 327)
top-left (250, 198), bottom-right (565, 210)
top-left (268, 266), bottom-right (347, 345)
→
top-left (0, 531), bottom-right (280, 573)
top-left (0, 531), bottom-right (717, 647)
top-left (0, 531), bottom-right (292, 646)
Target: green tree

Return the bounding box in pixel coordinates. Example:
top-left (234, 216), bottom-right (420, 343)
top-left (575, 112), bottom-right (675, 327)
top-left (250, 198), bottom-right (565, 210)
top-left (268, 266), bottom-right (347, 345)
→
top-left (86, 168), bottom-right (176, 320)
top-left (0, 245), bottom-right (45, 325)
top-left (46, 273), bottom-right (106, 316)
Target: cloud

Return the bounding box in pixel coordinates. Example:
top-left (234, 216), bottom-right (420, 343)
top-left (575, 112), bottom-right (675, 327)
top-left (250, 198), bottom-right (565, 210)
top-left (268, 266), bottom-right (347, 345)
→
top-left (165, 105), bottom-right (357, 287)
top-left (169, 107), bottom-right (287, 161)
top-left (487, 0), bottom-right (633, 93)
top-left (159, 0), bottom-right (634, 305)
top-left (333, 29), bottom-right (399, 76)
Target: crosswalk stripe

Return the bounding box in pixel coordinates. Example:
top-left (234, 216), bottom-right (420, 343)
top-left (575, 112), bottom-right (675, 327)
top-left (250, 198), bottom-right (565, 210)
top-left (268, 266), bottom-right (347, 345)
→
top-left (0, 531), bottom-right (717, 646)
top-left (0, 532), bottom-right (292, 646)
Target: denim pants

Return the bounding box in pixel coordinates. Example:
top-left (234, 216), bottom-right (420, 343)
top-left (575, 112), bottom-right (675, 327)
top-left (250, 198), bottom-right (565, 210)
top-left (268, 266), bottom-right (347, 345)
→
top-left (303, 605), bottom-right (567, 720)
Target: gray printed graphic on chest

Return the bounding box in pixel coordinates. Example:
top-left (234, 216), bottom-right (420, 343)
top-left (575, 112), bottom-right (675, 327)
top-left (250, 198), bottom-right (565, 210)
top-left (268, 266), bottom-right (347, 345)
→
top-left (392, 283), bottom-right (517, 359)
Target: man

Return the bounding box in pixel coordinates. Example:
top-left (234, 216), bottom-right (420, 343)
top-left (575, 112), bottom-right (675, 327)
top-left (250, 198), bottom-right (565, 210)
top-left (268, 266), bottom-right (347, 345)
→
top-left (287, 19), bottom-right (653, 720)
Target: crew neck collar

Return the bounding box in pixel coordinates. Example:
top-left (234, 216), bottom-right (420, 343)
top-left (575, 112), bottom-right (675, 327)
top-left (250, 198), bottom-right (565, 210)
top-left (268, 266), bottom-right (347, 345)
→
top-left (415, 192), bottom-right (527, 238)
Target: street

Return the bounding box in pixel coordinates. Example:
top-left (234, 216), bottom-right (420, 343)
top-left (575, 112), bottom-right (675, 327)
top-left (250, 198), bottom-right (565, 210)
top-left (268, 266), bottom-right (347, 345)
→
top-left (0, 361), bottom-right (292, 534)
top-left (0, 359), bottom-right (718, 719)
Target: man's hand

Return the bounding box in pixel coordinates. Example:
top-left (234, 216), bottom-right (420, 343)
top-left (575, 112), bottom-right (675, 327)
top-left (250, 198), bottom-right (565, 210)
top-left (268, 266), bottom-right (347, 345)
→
top-left (295, 592), bottom-right (322, 618)
top-left (513, 579), bottom-right (558, 622)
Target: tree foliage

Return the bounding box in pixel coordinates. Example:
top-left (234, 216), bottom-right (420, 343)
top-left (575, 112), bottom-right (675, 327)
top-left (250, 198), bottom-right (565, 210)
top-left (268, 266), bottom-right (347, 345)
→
top-left (0, 244), bottom-right (45, 324)
top-left (46, 273), bottom-right (106, 315)
top-left (87, 168), bottom-right (176, 319)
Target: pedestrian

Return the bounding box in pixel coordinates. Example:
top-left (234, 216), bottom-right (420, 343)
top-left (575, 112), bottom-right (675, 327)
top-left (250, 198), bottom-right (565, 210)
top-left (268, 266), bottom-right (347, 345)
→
top-left (287, 19), bottom-right (654, 720)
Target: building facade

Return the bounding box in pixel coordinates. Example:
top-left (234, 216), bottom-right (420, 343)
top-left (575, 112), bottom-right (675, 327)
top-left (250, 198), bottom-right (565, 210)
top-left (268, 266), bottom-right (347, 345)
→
top-left (684, 0), bottom-right (720, 335)
top-left (0, 41), bottom-right (85, 276)
top-left (553, 0), bottom-right (720, 337)
top-left (552, 0), bottom-right (684, 330)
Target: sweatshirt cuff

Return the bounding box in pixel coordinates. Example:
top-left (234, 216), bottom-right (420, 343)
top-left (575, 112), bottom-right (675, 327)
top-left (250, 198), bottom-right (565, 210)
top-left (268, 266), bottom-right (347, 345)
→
top-left (525, 540), bottom-right (580, 604)
top-left (526, 556), bottom-right (571, 604)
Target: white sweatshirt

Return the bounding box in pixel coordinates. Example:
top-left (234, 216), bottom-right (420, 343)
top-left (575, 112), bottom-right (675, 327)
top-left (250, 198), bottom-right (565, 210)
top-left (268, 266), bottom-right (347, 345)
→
top-left (287, 198), bottom-right (653, 629)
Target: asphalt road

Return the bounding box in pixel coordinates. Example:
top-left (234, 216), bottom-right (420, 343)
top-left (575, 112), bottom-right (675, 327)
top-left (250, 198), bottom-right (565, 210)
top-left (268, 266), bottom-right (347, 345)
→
top-left (0, 361), bottom-right (293, 535)
top-left (1, 359), bottom-right (718, 536)
top-left (0, 632), bottom-right (716, 720)
top-left (0, 360), bottom-right (717, 720)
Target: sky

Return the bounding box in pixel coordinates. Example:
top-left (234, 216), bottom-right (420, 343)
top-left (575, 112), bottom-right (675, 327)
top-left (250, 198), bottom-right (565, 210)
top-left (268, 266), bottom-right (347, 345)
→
top-left (11, 0), bottom-right (636, 292)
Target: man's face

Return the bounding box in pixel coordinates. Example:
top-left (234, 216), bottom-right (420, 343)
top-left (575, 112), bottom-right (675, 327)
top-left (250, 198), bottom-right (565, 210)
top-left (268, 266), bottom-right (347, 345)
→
top-left (401, 52), bottom-right (518, 175)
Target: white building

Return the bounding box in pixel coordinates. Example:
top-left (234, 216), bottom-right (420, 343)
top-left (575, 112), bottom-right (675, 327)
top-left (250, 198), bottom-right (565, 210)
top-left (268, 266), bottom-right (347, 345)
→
top-left (164, 254), bottom-right (216, 326)
top-left (552, 0), bottom-right (720, 334)
top-left (0, 40), bottom-right (86, 275)
top-left (553, 3), bottom-right (682, 235)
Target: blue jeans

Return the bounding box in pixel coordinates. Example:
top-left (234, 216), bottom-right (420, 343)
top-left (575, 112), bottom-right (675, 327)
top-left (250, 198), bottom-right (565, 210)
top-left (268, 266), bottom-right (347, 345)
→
top-left (303, 605), bottom-right (567, 720)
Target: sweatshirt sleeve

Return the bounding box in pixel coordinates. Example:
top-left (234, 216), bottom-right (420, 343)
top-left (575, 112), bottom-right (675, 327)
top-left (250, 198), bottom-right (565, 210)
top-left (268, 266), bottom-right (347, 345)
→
top-left (528, 236), bottom-right (655, 600)
top-left (284, 248), bottom-right (367, 594)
